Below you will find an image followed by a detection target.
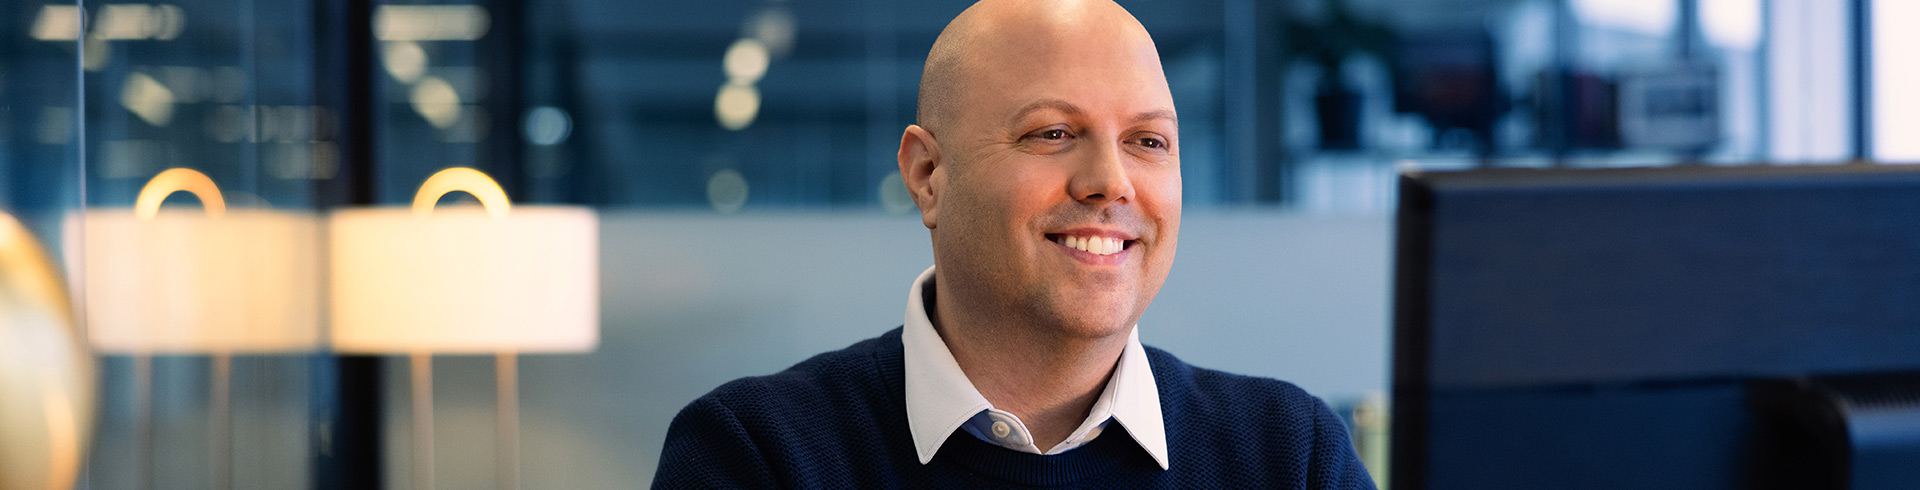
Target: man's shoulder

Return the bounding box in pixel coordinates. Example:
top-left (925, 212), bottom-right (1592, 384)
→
top-left (687, 328), bottom-right (903, 418)
top-left (1142, 345), bottom-right (1342, 436)
top-left (1143, 345), bottom-right (1372, 487)
top-left (1142, 345), bottom-right (1317, 405)
top-left (655, 329), bottom-right (909, 489)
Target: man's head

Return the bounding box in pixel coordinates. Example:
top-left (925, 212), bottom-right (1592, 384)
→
top-left (898, 0), bottom-right (1180, 340)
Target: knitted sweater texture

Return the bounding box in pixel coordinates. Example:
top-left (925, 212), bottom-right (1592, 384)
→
top-left (652, 328), bottom-right (1376, 489)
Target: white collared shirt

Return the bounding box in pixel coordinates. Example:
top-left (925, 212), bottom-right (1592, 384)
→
top-left (901, 265), bottom-right (1170, 470)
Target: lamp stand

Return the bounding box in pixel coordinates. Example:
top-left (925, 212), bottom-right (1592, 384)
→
top-left (411, 352), bottom-right (434, 490)
top-left (496, 352), bottom-right (518, 490)
top-left (134, 354), bottom-right (154, 490)
top-left (211, 352), bottom-right (232, 490)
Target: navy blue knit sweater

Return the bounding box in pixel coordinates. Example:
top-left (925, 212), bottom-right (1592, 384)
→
top-left (652, 328), bottom-right (1376, 489)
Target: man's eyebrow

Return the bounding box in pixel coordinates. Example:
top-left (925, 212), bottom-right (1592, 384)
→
top-left (1131, 109), bottom-right (1177, 126)
top-left (1007, 99), bottom-right (1084, 125)
top-left (1006, 100), bottom-right (1178, 127)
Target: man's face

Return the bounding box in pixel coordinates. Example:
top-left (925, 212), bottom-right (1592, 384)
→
top-left (926, 17), bottom-right (1181, 340)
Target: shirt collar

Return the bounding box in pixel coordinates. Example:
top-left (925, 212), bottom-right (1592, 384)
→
top-left (900, 265), bottom-right (1169, 469)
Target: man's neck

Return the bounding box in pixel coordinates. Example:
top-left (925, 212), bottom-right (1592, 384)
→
top-left (928, 278), bottom-right (1129, 450)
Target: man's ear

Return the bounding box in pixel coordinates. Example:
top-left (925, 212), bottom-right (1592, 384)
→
top-left (898, 125), bottom-right (944, 230)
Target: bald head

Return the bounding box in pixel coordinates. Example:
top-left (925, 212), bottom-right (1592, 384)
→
top-left (915, 0), bottom-right (1165, 135)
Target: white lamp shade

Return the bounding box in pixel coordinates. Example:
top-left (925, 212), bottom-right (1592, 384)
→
top-left (73, 209), bottom-right (322, 353)
top-left (328, 205), bottom-right (598, 354)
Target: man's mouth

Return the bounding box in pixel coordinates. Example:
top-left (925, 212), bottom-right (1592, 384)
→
top-left (1045, 233), bottom-right (1134, 256)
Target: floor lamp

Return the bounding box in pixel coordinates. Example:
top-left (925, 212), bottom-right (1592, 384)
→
top-left (330, 167), bottom-right (598, 490)
top-left (74, 168), bottom-right (322, 490)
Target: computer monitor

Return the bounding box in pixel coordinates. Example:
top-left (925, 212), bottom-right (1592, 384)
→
top-left (1391, 164), bottom-right (1920, 490)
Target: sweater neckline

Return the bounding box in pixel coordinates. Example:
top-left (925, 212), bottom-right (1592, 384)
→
top-left (873, 328), bottom-right (1164, 486)
top-left (932, 420), bottom-right (1160, 486)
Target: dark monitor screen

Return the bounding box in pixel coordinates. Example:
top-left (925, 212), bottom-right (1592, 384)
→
top-left (1391, 165), bottom-right (1920, 490)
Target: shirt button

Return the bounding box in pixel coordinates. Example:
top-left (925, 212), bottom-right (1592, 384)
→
top-left (991, 420), bottom-right (1011, 439)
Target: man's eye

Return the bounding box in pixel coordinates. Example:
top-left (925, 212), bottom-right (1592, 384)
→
top-left (1139, 137), bottom-right (1166, 149)
top-left (1038, 129), bottom-right (1068, 140)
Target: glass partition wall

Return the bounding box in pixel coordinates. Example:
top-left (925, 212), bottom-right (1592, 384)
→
top-left (73, 0), bottom-right (323, 488)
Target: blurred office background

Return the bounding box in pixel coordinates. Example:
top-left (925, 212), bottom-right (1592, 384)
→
top-left (0, 0), bottom-right (1904, 488)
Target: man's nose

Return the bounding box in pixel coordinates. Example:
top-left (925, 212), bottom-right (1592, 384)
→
top-left (1067, 141), bottom-right (1135, 205)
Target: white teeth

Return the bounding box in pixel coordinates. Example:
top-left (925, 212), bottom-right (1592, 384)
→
top-left (1057, 235), bottom-right (1125, 256)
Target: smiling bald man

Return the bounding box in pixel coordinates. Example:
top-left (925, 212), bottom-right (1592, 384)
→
top-left (652, 1), bottom-right (1374, 488)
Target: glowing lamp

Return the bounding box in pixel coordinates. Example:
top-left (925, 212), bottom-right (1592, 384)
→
top-left (328, 167), bottom-right (597, 353)
top-left (327, 167), bottom-right (598, 490)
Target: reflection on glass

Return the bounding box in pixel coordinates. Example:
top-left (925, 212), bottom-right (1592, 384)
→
top-left (76, 168), bottom-right (319, 354)
top-left (3, 1), bottom-right (90, 487)
top-left (0, 212), bottom-right (93, 490)
top-left (77, 0), bottom-right (324, 487)
top-left (73, 168), bottom-right (319, 490)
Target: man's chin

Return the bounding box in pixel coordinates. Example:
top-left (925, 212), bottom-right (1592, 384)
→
top-left (1057, 321), bottom-right (1133, 340)
top-left (1013, 287), bottom-right (1141, 340)
top-left (1042, 303), bottom-right (1138, 340)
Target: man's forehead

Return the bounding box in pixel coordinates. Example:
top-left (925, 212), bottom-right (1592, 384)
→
top-left (979, 61), bottom-right (1176, 122)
